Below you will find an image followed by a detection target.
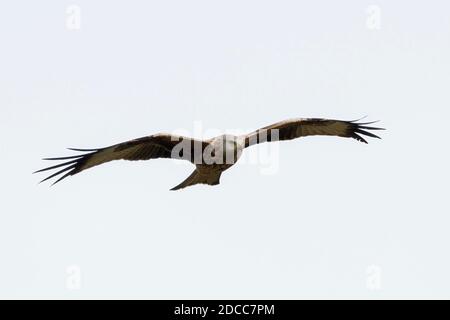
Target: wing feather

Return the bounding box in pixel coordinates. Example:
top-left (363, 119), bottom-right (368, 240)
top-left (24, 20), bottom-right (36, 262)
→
top-left (244, 118), bottom-right (384, 147)
top-left (34, 134), bottom-right (208, 185)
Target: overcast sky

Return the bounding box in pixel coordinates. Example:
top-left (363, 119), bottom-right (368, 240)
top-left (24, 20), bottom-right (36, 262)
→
top-left (1, 0), bottom-right (449, 299)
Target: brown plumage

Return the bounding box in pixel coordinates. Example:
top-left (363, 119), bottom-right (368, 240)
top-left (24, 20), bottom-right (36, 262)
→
top-left (35, 118), bottom-right (384, 190)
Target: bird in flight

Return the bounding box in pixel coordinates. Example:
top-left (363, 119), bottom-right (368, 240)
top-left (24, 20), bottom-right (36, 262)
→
top-left (35, 118), bottom-right (384, 190)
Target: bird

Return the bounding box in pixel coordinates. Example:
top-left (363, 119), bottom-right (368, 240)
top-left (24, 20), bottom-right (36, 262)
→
top-left (34, 117), bottom-right (384, 190)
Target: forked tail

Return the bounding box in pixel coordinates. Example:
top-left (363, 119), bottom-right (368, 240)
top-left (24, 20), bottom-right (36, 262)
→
top-left (170, 169), bottom-right (222, 191)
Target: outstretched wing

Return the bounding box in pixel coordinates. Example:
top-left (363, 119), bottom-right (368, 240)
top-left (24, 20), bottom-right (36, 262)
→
top-left (244, 118), bottom-right (384, 147)
top-left (34, 134), bottom-right (208, 185)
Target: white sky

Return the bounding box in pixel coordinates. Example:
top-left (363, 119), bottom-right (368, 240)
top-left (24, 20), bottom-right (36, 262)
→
top-left (1, 0), bottom-right (449, 298)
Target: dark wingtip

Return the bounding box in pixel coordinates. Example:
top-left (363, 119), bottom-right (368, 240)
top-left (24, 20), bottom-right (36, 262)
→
top-left (350, 115), bottom-right (368, 123)
top-left (68, 148), bottom-right (99, 152)
top-left (51, 171), bottom-right (74, 186)
top-left (43, 154), bottom-right (85, 161)
top-left (349, 118), bottom-right (384, 143)
top-left (353, 133), bottom-right (368, 144)
top-left (35, 148), bottom-right (95, 185)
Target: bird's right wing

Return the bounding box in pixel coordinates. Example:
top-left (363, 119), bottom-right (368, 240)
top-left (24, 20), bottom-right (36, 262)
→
top-left (34, 134), bottom-right (208, 185)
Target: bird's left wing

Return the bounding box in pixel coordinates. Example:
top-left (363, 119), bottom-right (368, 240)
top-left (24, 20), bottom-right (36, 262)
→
top-left (244, 118), bottom-right (384, 147)
top-left (34, 134), bottom-right (207, 185)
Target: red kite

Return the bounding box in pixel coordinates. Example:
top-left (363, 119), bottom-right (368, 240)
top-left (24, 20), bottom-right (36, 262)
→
top-left (35, 118), bottom-right (384, 190)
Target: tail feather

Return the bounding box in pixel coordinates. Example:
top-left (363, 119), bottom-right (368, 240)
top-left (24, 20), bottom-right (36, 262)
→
top-left (170, 169), bottom-right (221, 191)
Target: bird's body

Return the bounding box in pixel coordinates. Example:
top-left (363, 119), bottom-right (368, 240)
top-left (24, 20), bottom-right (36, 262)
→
top-left (35, 118), bottom-right (384, 190)
top-left (162, 134), bottom-right (244, 190)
